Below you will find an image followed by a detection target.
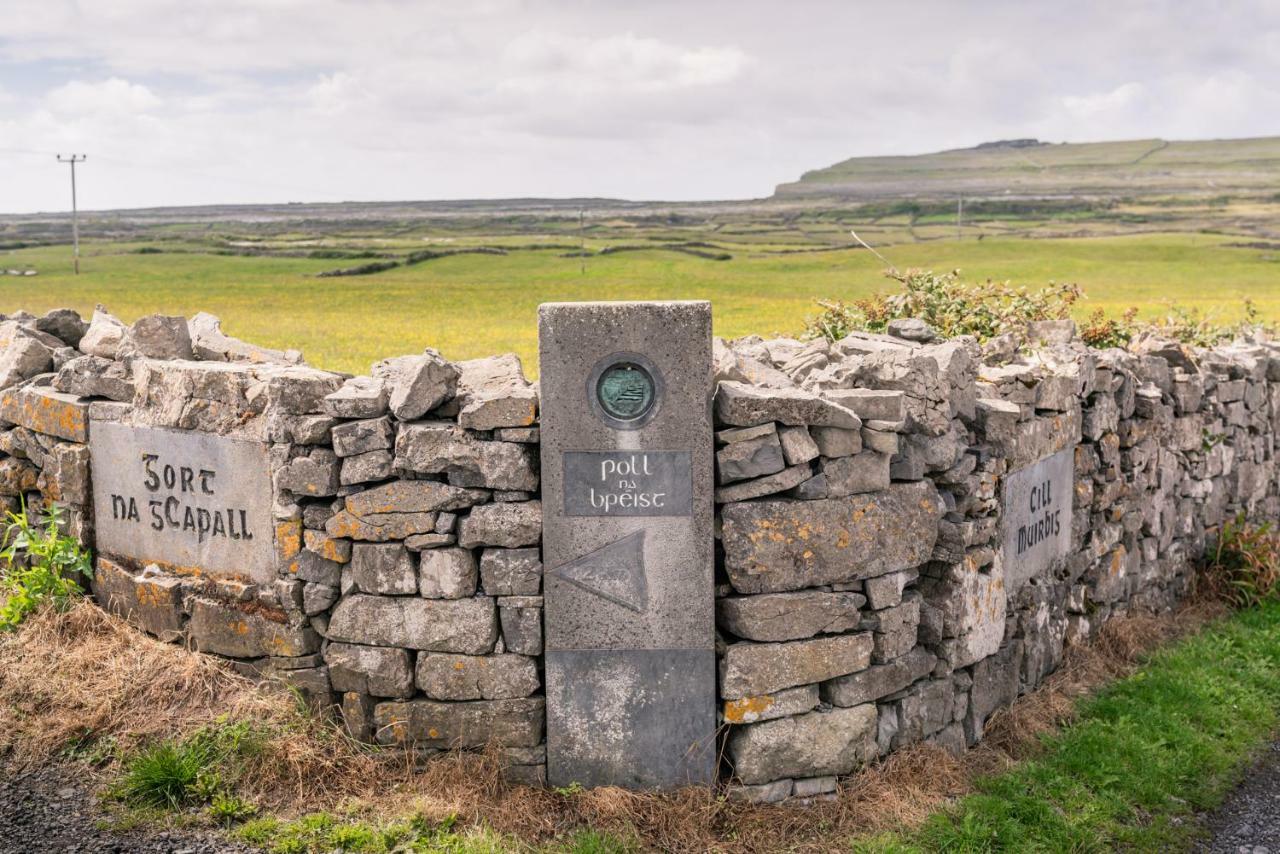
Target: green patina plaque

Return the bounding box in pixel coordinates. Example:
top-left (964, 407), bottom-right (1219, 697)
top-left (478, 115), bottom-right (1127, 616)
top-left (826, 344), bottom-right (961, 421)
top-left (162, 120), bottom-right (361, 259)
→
top-left (596, 362), bottom-right (655, 421)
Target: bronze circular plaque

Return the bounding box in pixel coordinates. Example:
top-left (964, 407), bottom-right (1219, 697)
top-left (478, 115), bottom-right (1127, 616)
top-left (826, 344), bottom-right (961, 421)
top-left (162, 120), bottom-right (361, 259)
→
top-left (596, 361), bottom-right (655, 422)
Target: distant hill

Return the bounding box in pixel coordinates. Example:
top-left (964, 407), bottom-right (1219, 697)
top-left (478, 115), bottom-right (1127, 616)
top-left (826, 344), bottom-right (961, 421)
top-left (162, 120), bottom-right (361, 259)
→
top-left (774, 136), bottom-right (1280, 201)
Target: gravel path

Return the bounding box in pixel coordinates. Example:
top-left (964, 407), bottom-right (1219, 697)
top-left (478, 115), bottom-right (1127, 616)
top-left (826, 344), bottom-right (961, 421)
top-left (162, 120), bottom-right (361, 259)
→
top-left (0, 762), bottom-right (260, 854)
top-left (1199, 741), bottom-right (1280, 853)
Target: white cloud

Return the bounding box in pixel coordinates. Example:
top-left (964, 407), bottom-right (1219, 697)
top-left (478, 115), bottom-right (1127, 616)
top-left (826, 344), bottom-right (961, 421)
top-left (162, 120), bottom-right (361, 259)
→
top-left (44, 77), bottom-right (161, 116)
top-left (1062, 82), bottom-right (1145, 120)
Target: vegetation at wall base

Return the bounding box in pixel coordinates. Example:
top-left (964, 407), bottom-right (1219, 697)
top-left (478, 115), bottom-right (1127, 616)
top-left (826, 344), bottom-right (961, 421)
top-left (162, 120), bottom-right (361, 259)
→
top-left (1201, 514), bottom-right (1280, 609)
top-left (858, 600), bottom-right (1280, 852)
top-left (0, 590), bottom-right (1271, 852)
top-left (0, 502), bottom-right (92, 632)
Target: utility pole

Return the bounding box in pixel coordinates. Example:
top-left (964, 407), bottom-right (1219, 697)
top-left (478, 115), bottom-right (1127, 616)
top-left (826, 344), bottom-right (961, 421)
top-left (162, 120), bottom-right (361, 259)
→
top-left (956, 195), bottom-right (963, 242)
top-left (56, 155), bottom-right (86, 274)
top-left (578, 208), bottom-right (586, 275)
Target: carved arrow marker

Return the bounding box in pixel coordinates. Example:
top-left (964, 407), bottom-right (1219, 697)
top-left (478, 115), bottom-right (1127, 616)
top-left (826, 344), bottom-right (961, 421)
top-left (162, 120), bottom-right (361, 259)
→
top-left (547, 530), bottom-right (648, 613)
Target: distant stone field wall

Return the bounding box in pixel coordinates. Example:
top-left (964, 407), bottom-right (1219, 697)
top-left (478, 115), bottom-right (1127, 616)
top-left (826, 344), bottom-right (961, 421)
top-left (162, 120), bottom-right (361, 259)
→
top-left (0, 303), bottom-right (1276, 801)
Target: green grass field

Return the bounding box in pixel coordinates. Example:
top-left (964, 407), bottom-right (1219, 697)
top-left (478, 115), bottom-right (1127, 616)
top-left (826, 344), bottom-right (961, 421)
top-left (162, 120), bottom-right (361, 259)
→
top-left (4, 232), bottom-right (1279, 374)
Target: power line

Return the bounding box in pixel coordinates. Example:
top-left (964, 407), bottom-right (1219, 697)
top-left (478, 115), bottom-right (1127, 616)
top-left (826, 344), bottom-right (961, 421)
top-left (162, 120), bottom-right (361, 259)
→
top-left (55, 154), bottom-right (86, 274)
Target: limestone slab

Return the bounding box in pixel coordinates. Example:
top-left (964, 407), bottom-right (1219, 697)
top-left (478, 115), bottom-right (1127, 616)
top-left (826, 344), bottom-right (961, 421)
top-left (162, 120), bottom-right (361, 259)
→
top-left (90, 420), bottom-right (276, 584)
top-left (539, 301), bottom-right (715, 788)
top-left (1001, 447), bottom-right (1074, 590)
top-left (720, 481), bottom-right (945, 594)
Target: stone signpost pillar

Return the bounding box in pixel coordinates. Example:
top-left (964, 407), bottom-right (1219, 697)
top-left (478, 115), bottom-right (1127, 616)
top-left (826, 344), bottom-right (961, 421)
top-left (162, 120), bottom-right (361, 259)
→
top-left (539, 301), bottom-right (716, 788)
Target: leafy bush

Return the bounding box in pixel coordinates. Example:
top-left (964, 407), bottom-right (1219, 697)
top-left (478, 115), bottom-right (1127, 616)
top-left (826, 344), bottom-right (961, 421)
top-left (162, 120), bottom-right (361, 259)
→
top-left (1202, 514), bottom-right (1280, 608)
top-left (0, 502), bottom-right (92, 632)
top-left (1080, 307), bottom-right (1138, 349)
top-left (803, 268), bottom-right (1080, 343)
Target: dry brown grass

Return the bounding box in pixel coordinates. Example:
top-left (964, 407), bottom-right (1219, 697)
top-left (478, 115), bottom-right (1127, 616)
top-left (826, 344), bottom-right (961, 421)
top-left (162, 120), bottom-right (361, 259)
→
top-left (0, 596), bottom-right (1228, 853)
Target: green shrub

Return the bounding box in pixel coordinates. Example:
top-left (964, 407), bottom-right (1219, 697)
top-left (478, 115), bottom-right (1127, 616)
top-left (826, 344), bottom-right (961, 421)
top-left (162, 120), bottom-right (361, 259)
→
top-left (803, 268), bottom-right (1080, 343)
top-left (0, 502), bottom-right (92, 632)
top-left (1203, 514), bottom-right (1280, 608)
top-left (1080, 307), bottom-right (1138, 349)
top-left (208, 792), bottom-right (259, 826)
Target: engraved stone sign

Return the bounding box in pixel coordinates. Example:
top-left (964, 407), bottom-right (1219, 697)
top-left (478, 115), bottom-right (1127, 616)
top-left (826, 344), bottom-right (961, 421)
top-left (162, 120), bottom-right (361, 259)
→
top-left (1001, 446), bottom-right (1073, 590)
top-left (90, 420), bottom-right (276, 584)
top-left (562, 451), bottom-right (692, 516)
top-left (540, 301), bottom-right (715, 789)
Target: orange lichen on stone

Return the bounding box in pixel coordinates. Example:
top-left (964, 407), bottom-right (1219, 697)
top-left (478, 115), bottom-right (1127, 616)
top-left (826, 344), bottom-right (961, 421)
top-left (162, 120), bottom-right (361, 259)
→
top-left (0, 388), bottom-right (89, 443)
top-left (276, 519), bottom-right (303, 560)
top-left (723, 694), bottom-right (775, 724)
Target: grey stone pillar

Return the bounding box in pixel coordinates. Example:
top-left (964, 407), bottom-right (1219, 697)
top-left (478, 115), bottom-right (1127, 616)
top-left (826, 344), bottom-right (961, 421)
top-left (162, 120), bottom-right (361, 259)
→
top-left (538, 301), bottom-right (716, 788)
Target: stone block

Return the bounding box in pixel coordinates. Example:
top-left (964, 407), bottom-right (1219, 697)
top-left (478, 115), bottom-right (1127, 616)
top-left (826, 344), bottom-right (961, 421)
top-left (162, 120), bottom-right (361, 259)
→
top-left (716, 431), bottom-right (785, 484)
top-left (0, 385), bottom-right (89, 442)
top-left (418, 547), bottom-right (478, 599)
top-left (459, 501), bottom-right (541, 548)
top-left (416, 652), bottom-right (540, 700)
top-left (0, 457), bottom-right (37, 496)
top-left (348, 543), bottom-right (417, 594)
top-left (78, 306), bottom-right (126, 358)
top-left (720, 632), bottom-right (873, 699)
top-left (478, 547), bottom-right (542, 596)
top-left (264, 367), bottom-right (346, 416)
top-left (327, 593), bottom-right (497, 654)
top-left (863, 570), bottom-right (915, 610)
top-left (278, 450), bottom-right (341, 497)
top-left (820, 646), bottom-right (936, 707)
top-left (964, 640), bottom-right (1024, 743)
top-left (498, 595), bottom-right (543, 656)
top-left (323, 642), bottom-right (415, 697)
top-left (373, 697), bottom-right (544, 748)
top-left (53, 355), bottom-right (133, 402)
top-left (822, 451), bottom-right (890, 496)
top-left (868, 594), bottom-right (920, 663)
top-left (722, 684), bottom-right (819, 725)
top-left (727, 704), bottom-right (878, 785)
top-left (726, 779), bottom-right (793, 804)
top-left (372, 349), bottom-right (459, 421)
top-left (124, 315), bottom-right (193, 360)
top-left (454, 354), bottom-right (539, 430)
top-left (720, 481), bottom-right (945, 594)
top-left (340, 691), bottom-right (377, 742)
top-left (303, 529), bottom-right (350, 564)
top-left (188, 312), bottom-right (301, 365)
top-left (777, 425), bottom-right (820, 466)
top-left (331, 416), bottom-right (394, 457)
top-left (713, 463), bottom-right (812, 503)
top-left (323, 376), bottom-right (389, 419)
top-left (811, 426), bottom-right (862, 458)
top-left (188, 597), bottom-right (319, 658)
top-left (717, 591), bottom-right (864, 642)
top-left (339, 449), bottom-right (393, 485)
top-left (820, 389), bottom-right (904, 422)
top-left (716, 381), bottom-right (861, 428)
top-left (861, 426), bottom-right (899, 455)
top-left (302, 582), bottom-right (338, 615)
top-left (396, 421), bottom-right (538, 491)
top-left (91, 557), bottom-right (187, 642)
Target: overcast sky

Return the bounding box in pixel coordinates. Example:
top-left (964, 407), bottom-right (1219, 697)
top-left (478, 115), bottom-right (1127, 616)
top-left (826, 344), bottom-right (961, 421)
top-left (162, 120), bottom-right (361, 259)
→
top-left (2, 0), bottom-right (1278, 214)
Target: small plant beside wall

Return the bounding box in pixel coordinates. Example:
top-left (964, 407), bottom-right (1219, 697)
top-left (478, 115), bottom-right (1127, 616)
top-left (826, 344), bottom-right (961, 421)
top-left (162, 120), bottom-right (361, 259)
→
top-left (1202, 513), bottom-right (1280, 608)
top-left (0, 502), bottom-right (92, 632)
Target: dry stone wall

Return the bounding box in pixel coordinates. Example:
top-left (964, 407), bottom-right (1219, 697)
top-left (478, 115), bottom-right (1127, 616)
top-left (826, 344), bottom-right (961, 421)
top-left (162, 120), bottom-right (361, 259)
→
top-left (0, 303), bottom-right (1276, 800)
